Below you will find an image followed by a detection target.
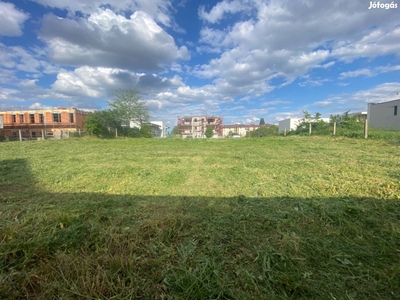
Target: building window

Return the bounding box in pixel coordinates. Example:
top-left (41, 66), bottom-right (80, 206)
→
top-left (30, 114), bottom-right (35, 123)
top-left (69, 113), bottom-right (74, 123)
top-left (39, 114), bottom-right (44, 123)
top-left (12, 115), bottom-right (16, 123)
top-left (20, 114), bottom-right (24, 123)
top-left (31, 131), bottom-right (36, 137)
top-left (13, 131), bottom-right (17, 137)
top-left (53, 113), bottom-right (61, 123)
top-left (395, 106), bottom-right (398, 116)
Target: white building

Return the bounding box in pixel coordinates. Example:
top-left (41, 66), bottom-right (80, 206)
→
top-left (278, 118), bottom-right (301, 133)
top-left (348, 112), bottom-right (367, 118)
top-left (128, 120), bottom-right (169, 137)
top-left (368, 99), bottom-right (400, 130)
top-left (278, 117), bottom-right (330, 133)
top-left (150, 121), bottom-right (168, 138)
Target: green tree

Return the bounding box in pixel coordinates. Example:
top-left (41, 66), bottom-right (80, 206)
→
top-left (108, 89), bottom-right (150, 127)
top-left (259, 118), bottom-right (265, 125)
top-left (250, 125), bottom-right (279, 137)
top-left (85, 112), bottom-right (106, 136)
top-left (302, 110), bottom-right (312, 123)
top-left (140, 124), bottom-right (153, 138)
top-left (84, 110), bottom-right (119, 137)
top-left (171, 126), bottom-right (178, 135)
top-left (329, 114), bottom-right (340, 125)
top-left (205, 126), bottom-right (214, 138)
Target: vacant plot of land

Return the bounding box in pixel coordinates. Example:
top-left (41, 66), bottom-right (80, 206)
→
top-left (1, 136), bottom-right (399, 299)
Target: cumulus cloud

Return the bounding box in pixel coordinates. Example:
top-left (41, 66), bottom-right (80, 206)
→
top-left (40, 9), bottom-right (190, 72)
top-left (52, 66), bottom-right (185, 98)
top-left (0, 2), bottom-right (29, 36)
top-left (196, 0), bottom-right (400, 96)
top-left (198, 0), bottom-right (250, 23)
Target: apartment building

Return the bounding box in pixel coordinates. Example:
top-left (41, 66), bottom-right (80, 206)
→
top-left (222, 124), bottom-right (259, 137)
top-left (178, 116), bottom-right (223, 138)
top-left (0, 107), bottom-right (91, 140)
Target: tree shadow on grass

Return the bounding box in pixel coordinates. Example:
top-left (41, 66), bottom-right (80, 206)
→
top-left (1, 159), bottom-right (399, 299)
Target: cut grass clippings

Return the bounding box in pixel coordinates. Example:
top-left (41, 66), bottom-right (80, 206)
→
top-left (0, 136), bottom-right (399, 299)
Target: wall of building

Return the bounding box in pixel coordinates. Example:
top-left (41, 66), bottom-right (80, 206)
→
top-left (278, 118), bottom-right (330, 132)
top-left (368, 99), bottom-right (400, 130)
top-left (278, 118), bottom-right (300, 132)
top-left (0, 108), bottom-right (91, 139)
top-left (222, 125), bottom-right (259, 137)
top-left (151, 121), bottom-right (168, 137)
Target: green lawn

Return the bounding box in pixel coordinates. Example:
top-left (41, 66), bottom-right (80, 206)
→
top-left (1, 136), bottom-right (399, 299)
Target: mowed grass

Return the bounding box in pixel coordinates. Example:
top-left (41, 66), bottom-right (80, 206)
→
top-left (0, 136), bottom-right (399, 299)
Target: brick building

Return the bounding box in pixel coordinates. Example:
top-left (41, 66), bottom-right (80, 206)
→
top-left (0, 107), bottom-right (91, 140)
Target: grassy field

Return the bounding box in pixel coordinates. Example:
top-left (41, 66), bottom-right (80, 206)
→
top-left (1, 136), bottom-right (400, 299)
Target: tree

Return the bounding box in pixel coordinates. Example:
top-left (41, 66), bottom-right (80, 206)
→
top-left (259, 118), bottom-right (265, 125)
top-left (171, 126), bottom-right (178, 136)
top-left (302, 110), bottom-right (312, 123)
top-left (85, 110), bottom-right (119, 137)
top-left (250, 125), bottom-right (279, 137)
top-left (108, 89), bottom-right (150, 127)
top-left (205, 126), bottom-right (214, 138)
top-left (329, 114), bottom-right (340, 125)
top-left (85, 112), bottom-right (107, 136)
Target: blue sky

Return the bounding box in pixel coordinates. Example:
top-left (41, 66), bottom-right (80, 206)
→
top-left (0, 0), bottom-right (399, 127)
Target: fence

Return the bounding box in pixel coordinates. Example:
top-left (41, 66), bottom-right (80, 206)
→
top-left (0, 129), bottom-right (88, 142)
top-left (282, 121), bottom-right (368, 137)
top-left (281, 120), bottom-right (400, 140)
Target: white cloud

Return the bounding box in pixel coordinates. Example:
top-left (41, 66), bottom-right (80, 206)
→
top-left (52, 66), bottom-right (185, 98)
top-left (339, 68), bottom-right (373, 79)
top-left (32, 0), bottom-right (175, 27)
top-left (298, 77), bottom-right (331, 87)
top-left (0, 2), bottom-right (29, 36)
top-left (261, 100), bottom-right (291, 107)
top-left (315, 82), bottom-right (400, 113)
top-left (195, 0), bottom-right (400, 99)
top-left (313, 101), bottom-right (333, 108)
top-left (28, 102), bottom-right (53, 109)
top-left (376, 65), bottom-right (400, 73)
top-left (198, 0), bottom-right (249, 23)
top-left (40, 9), bottom-right (190, 72)
top-left (339, 64), bottom-right (400, 79)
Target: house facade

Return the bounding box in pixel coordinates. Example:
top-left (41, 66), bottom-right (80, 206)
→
top-left (178, 116), bottom-right (223, 138)
top-left (0, 107), bottom-right (91, 140)
top-left (222, 124), bottom-right (259, 137)
top-left (367, 99), bottom-right (400, 130)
